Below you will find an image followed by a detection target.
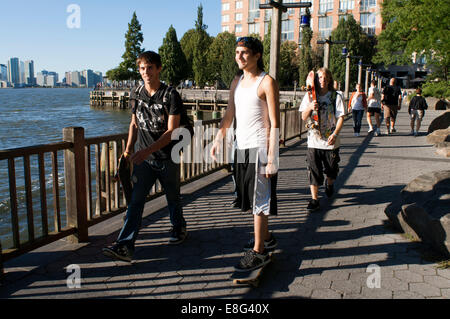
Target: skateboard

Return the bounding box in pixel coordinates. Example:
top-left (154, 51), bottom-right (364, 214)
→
top-left (113, 154), bottom-right (133, 205)
top-left (230, 252), bottom-right (273, 287)
top-left (305, 70), bottom-right (321, 136)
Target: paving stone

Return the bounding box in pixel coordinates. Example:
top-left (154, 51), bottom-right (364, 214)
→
top-left (394, 270), bottom-right (424, 283)
top-left (409, 282), bottom-right (442, 298)
top-left (311, 288), bottom-right (342, 299)
top-left (423, 275), bottom-right (450, 289)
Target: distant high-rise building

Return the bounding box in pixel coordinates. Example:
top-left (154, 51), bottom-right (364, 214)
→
top-left (7, 57), bottom-right (20, 85)
top-left (46, 75), bottom-right (57, 87)
top-left (0, 64), bottom-right (6, 81)
top-left (71, 71), bottom-right (81, 87)
top-left (36, 72), bottom-right (46, 86)
top-left (65, 71), bottom-right (72, 86)
top-left (221, 0), bottom-right (382, 43)
top-left (24, 60), bottom-right (35, 86)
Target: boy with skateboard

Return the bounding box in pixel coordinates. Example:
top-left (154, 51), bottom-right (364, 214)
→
top-left (102, 51), bottom-right (189, 262)
top-left (210, 37), bottom-right (280, 272)
top-left (298, 68), bottom-right (345, 212)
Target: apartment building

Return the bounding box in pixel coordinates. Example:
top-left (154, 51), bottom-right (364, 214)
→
top-left (221, 0), bottom-right (382, 44)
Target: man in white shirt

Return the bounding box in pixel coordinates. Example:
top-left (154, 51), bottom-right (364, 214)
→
top-left (299, 68), bottom-right (345, 212)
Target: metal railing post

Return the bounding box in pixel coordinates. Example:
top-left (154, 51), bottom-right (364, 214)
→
top-left (63, 127), bottom-right (89, 243)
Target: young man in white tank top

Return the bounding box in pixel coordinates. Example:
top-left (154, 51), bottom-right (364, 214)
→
top-left (211, 37), bottom-right (280, 271)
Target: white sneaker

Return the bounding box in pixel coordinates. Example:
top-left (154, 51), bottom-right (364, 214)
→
top-left (368, 127), bottom-right (374, 133)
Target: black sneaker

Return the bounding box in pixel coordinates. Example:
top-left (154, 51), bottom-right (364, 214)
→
top-left (168, 226), bottom-right (187, 245)
top-left (244, 234), bottom-right (278, 251)
top-left (102, 244), bottom-right (133, 262)
top-left (325, 180), bottom-right (334, 198)
top-left (307, 199), bottom-right (320, 212)
top-left (234, 249), bottom-right (270, 272)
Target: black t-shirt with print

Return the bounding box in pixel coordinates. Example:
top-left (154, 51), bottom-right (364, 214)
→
top-left (129, 82), bottom-right (184, 160)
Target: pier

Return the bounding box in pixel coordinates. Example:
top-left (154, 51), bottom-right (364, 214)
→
top-left (0, 106), bottom-right (449, 299)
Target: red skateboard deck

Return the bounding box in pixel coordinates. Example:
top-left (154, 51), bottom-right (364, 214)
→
top-left (305, 70), bottom-right (321, 136)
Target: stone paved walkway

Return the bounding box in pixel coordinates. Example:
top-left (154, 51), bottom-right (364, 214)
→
top-left (1, 107), bottom-right (449, 299)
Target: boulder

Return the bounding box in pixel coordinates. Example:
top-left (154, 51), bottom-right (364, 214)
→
top-left (428, 110), bottom-right (450, 134)
top-left (426, 128), bottom-right (450, 157)
top-left (424, 97), bottom-right (449, 111)
top-left (384, 170), bottom-right (450, 257)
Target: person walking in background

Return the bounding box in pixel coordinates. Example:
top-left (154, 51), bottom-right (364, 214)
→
top-left (102, 51), bottom-right (188, 262)
top-left (299, 68), bottom-right (345, 212)
top-left (408, 87), bottom-right (428, 136)
top-left (348, 83), bottom-right (367, 137)
top-left (366, 80), bottom-right (382, 136)
top-left (381, 78), bottom-right (402, 134)
top-left (211, 37), bottom-right (280, 271)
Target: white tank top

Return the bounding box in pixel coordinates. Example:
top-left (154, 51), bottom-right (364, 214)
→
top-left (234, 72), bottom-right (270, 149)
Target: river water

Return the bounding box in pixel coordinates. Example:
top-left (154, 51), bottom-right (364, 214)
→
top-left (0, 88), bottom-right (131, 249)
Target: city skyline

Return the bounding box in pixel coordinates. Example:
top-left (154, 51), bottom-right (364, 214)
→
top-left (0, 1), bottom-right (221, 80)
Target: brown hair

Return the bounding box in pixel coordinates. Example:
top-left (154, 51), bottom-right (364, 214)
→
top-left (317, 67), bottom-right (334, 91)
top-left (136, 51), bottom-right (162, 68)
top-left (416, 88), bottom-right (422, 95)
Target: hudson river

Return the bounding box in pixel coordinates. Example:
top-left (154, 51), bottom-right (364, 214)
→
top-left (0, 88), bottom-right (131, 248)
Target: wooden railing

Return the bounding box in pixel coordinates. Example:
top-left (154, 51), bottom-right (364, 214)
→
top-left (0, 108), bottom-right (306, 277)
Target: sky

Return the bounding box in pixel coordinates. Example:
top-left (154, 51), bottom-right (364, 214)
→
top-left (0, 0), bottom-right (221, 78)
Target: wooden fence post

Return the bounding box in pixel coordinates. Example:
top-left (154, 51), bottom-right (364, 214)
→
top-left (63, 127), bottom-right (89, 243)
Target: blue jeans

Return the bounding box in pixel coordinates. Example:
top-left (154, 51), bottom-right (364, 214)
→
top-left (116, 159), bottom-right (186, 250)
top-left (352, 109), bottom-right (364, 133)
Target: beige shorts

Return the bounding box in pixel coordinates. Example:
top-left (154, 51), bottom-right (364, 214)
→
top-left (383, 104), bottom-right (398, 120)
top-left (410, 109), bottom-right (424, 120)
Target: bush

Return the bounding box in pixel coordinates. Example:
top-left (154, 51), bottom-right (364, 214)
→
top-left (421, 81), bottom-right (450, 100)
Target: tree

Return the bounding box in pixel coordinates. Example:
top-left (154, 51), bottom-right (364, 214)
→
top-left (263, 22), bottom-right (271, 73)
top-left (206, 32), bottom-right (238, 88)
top-left (279, 41), bottom-right (299, 88)
top-left (180, 29), bottom-right (196, 81)
top-left (192, 4), bottom-right (212, 87)
top-left (329, 15), bottom-right (375, 88)
top-left (298, 24), bottom-right (314, 87)
top-left (159, 25), bottom-right (188, 86)
top-left (374, 0), bottom-right (449, 80)
top-left (107, 12), bottom-right (144, 81)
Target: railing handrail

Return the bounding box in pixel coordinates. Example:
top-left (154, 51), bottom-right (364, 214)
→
top-left (0, 141), bottom-right (72, 160)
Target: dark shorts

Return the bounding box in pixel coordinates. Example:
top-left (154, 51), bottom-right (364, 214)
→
top-left (234, 148), bottom-right (278, 216)
top-left (368, 108), bottom-right (381, 115)
top-left (306, 148), bottom-right (340, 186)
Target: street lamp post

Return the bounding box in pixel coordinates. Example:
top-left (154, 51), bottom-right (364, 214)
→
top-left (259, 0), bottom-right (312, 80)
top-left (341, 46), bottom-right (362, 100)
top-left (317, 36), bottom-right (348, 69)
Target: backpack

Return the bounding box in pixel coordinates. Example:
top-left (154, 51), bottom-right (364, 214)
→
top-left (134, 84), bottom-right (194, 141)
top-left (161, 85), bottom-right (195, 140)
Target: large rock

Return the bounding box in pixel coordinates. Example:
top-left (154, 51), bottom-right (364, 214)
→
top-left (428, 110), bottom-right (450, 134)
top-left (425, 97), bottom-right (450, 111)
top-left (426, 128), bottom-right (450, 157)
top-left (385, 170), bottom-right (450, 257)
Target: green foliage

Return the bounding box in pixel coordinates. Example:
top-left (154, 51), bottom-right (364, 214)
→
top-left (207, 32), bottom-right (238, 88)
top-left (374, 0), bottom-right (450, 80)
top-left (159, 25), bottom-right (188, 86)
top-left (120, 12), bottom-right (144, 80)
top-left (192, 4), bottom-right (212, 88)
top-left (107, 12), bottom-right (144, 81)
top-left (298, 25), bottom-right (314, 87)
top-left (180, 29), bottom-right (196, 81)
top-left (279, 41), bottom-right (299, 88)
top-left (421, 80), bottom-right (450, 99)
top-left (263, 23), bottom-right (271, 73)
top-left (329, 15), bottom-right (375, 88)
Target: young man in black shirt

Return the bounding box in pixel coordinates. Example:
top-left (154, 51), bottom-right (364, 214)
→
top-left (103, 51), bottom-right (188, 262)
top-left (381, 78), bottom-right (402, 134)
top-left (408, 87), bottom-right (428, 136)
